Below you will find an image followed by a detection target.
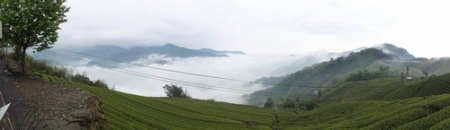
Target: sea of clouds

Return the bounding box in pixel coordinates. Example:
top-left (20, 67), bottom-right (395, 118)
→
top-left (68, 54), bottom-right (298, 104)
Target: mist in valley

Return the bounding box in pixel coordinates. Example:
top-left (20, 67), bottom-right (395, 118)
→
top-left (63, 53), bottom-right (304, 104)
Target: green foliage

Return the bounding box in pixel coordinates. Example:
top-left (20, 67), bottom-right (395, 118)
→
top-left (382, 73), bottom-right (450, 100)
top-left (279, 98), bottom-right (296, 108)
top-left (41, 74), bottom-right (273, 129)
top-left (276, 94), bottom-right (450, 129)
top-left (94, 80), bottom-right (108, 89)
top-left (263, 97), bottom-right (274, 108)
top-left (71, 73), bottom-right (108, 88)
top-left (299, 100), bottom-right (319, 111)
top-left (362, 108), bottom-right (428, 130)
top-left (38, 70), bottom-right (450, 129)
top-left (248, 48), bottom-right (392, 105)
top-left (396, 107), bottom-right (450, 130)
top-left (27, 57), bottom-right (108, 89)
top-left (428, 118), bottom-right (450, 130)
top-left (72, 73), bottom-right (92, 85)
top-left (27, 57), bottom-right (71, 78)
top-left (346, 69), bottom-right (382, 81)
top-left (0, 0), bottom-right (69, 73)
top-left (163, 84), bottom-right (190, 98)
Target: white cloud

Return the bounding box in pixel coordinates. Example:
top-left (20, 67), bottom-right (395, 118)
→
top-left (55, 0), bottom-right (450, 103)
top-left (69, 54), bottom-right (296, 104)
top-left (57, 0), bottom-right (450, 58)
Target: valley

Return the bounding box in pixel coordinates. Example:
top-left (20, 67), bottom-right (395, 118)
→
top-left (2, 1), bottom-right (450, 129)
top-left (21, 43), bottom-right (450, 129)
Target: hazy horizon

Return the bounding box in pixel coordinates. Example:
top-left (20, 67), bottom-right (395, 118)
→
top-left (40, 0), bottom-right (450, 103)
top-left (56, 0), bottom-right (450, 58)
top-left (63, 54), bottom-right (300, 104)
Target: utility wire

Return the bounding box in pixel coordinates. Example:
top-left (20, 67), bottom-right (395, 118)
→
top-left (56, 49), bottom-right (325, 88)
top-left (45, 50), bottom-right (319, 98)
top-left (53, 49), bottom-right (380, 89)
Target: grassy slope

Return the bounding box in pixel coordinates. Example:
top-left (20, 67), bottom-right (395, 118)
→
top-left (322, 73), bottom-right (450, 101)
top-left (42, 75), bottom-right (272, 130)
top-left (39, 72), bottom-right (450, 129)
top-left (277, 73), bottom-right (450, 129)
top-left (277, 94), bottom-right (450, 130)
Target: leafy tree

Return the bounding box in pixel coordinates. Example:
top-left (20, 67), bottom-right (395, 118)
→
top-left (406, 66), bottom-right (410, 76)
top-left (163, 84), bottom-right (190, 98)
top-left (94, 80), bottom-right (108, 89)
top-left (247, 48), bottom-right (392, 106)
top-left (263, 97), bottom-right (274, 108)
top-left (300, 100), bottom-right (319, 111)
top-left (423, 71), bottom-right (429, 78)
top-left (0, 0), bottom-right (69, 74)
top-left (277, 98), bottom-right (296, 108)
top-left (72, 73), bottom-right (92, 84)
top-left (346, 69), bottom-right (383, 81)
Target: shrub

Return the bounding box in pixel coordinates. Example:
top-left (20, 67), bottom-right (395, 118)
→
top-left (163, 84), bottom-right (190, 98)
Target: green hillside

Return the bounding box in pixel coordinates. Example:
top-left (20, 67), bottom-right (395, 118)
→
top-left (30, 54), bottom-right (450, 129)
top-left (34, 67), bottom-right (450, 130)
top-left (271, 72), bottom-right (450, 129)
top-left (321, 73), bottom-right (450, 101)
top-left (248, 47), bottom-right (450, 106)
top-left (276, 94), bottom-right (450, 130)
top-left (41, 74), bottom-right (273, 129)
top-left (248, 48), bottom-right (394, 105)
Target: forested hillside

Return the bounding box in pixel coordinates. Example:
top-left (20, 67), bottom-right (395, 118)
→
top-left (247, 48), bottom-right (393, 105)
top-left (247, 46), bottom-right (450, 106)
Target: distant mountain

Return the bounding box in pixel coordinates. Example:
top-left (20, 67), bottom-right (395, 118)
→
top-left (271, 43), bottom-right (416, 75)
top-left (375, 43), bottom-right (415, 60)
top-left (246, 44), bottom-right (447, 106)
top-left (197, 48), bottom-right (245, 55)
top-left (247, 48), bottom-right (393, 105)
top-left (110, 43), bottom-right (225, 63)
top-left (80, 44), bottom-right (127, 58)
top-left (271, 51), bottom-right (342, 75)
top-left (32, 43), bottom-right (245, 66)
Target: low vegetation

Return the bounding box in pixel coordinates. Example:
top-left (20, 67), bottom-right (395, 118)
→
top-left (41, 74), bottom-right (273, 129)
top-left (276, 94), bottom-right (450, 129)
top-left (26, 56), bottom-right (450, 129)
top-left (27, 57), bottom-right (109, 89)
top-left (163, 84), bottom-right (191, 98)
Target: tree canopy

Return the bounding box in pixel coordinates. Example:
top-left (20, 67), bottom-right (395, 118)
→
top-left (0, 0), bottom-right (69, 73)
top-left (263, 97), bottom-right (274, 108)
top-left (163, 84), bottom-right (190, 98)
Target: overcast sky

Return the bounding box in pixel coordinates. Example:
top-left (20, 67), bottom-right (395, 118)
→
top-left (57, 0), bottom-right (450, 58)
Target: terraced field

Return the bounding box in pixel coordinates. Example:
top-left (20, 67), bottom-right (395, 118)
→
top-left (277, 94), bottom-right (450, 129)
top-left (38, 72), bottom-right (450, 129)
top-left (321, 78), bottom-right (405, 101)
top-left (384, 73), bottom-right (450, 100)
top-left (41, 75), bottom-right (273, 129)
top-left (321, 73), bottom-right (450, 101)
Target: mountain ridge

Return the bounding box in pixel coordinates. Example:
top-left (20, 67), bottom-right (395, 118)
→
top-left (247, 44), bottom-right (450, 106)
top-left (32, 43), bottom-right (245, 66)
top-left (271, 43), bottom-right (416, 76)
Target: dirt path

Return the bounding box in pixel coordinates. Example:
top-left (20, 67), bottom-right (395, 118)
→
top-left (0, 70), bottom-right (106, 129)
top-left (272, 109), bottom-right (278, 130)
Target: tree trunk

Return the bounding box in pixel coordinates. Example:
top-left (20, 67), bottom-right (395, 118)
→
top-left (20, 46), bottom-right (27, 76)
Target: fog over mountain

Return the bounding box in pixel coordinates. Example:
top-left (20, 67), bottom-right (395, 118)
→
top-left (32, 44), bottom-right (295, 103)
top-left (31, 43), bottom-right (431, 104)
top-left (33, 43), bottom-right (244, 66)
top-left (270, 43), bottom-right (416, 76)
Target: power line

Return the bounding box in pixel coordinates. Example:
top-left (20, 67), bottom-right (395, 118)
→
top-left (44, 48), bottom-right (388, 99)
top-left (52, 49), bottom-right (381, 89)
top-left (56, 49), bottom-right (325, 88)
top-left (44, 50), bottom-right (319, 98)
top-left (58, 49), bottom-right (250, 81)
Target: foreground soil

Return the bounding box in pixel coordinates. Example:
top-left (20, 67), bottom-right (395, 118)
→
top-left (0, 69), bottom-right (108, 129)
